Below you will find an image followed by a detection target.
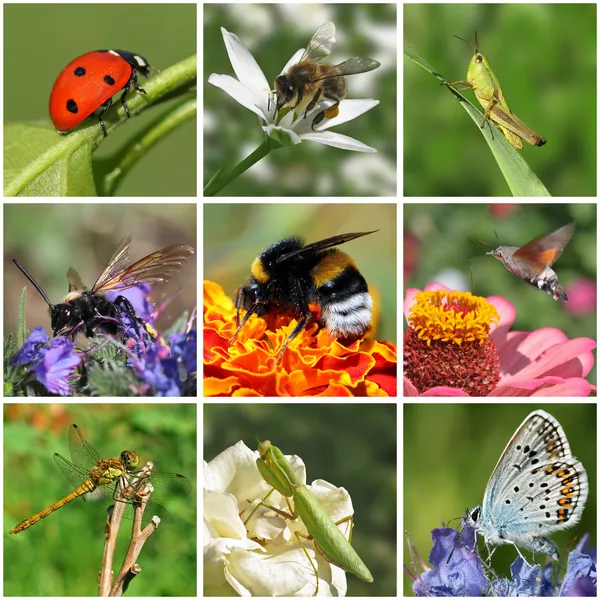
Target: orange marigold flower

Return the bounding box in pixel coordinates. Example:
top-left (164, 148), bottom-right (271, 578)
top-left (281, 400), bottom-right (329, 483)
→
top-left (203, 281), bottom-right (396, 397)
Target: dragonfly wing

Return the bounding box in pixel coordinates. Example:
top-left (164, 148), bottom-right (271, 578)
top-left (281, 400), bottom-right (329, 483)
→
top-left (68, 424), bottom-right (100, 469)
top-left (54, 452), bottom-right (90, 490)
top-left (143, 472), bottom-right (192, 501)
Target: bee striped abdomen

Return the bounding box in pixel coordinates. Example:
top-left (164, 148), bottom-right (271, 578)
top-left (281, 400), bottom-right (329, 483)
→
top-left (314, 255), bottom-right (372, 337)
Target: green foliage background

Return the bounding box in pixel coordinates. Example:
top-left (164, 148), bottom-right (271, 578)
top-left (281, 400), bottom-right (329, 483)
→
top-left (204, 4), bottom-right (397, 196)
top-left (404, 3), bottom-right (596, 196)
top-left (204, 403), bottom-right (397, 596)
top-left (404, 203), bottom-right (596, 386)
top-left (4, 404), bottom-right (196, 596)
top-left (404, 404), bottom-right (596, 594)
top-left (4, 204), bottom-right (197, 340)
top-left (204, 203), bottom-right (397, 344)
top-left (3, 4), bottom-right (196, 197)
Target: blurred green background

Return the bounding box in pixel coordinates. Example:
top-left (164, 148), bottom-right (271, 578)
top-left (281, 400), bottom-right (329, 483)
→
top-left (204, 203), bottom-right (397, 344)
top-left (205, 403), bottom-right (397, 596)
top-left (404, 203), bottom-right (596, 385)
top-left (4, 204), bottom-right (196, 339)
top-left (4, 403), bottom-right (196, 596)
top-left (404, 404), bottom-right (596, 594)
top-left (4, 4), bottom-right (196, 196)
top-left (404, 4), bottom-right (596, 196)
top-left (204, 4), bottom-right (396, 196)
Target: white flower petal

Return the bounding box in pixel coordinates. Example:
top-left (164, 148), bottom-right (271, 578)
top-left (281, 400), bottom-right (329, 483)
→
top-left (314, 99), bottom-right (380, 131)
top-left (300, 130), bottom-right (377, 152)
top-left (208, 74), bottom-right (267, 122)
top-left (221, 28), bottom-right (270, 97)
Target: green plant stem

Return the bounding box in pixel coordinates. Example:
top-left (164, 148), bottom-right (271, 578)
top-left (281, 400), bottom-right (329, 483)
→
top-left (204, 138), bottom-right (281, 196)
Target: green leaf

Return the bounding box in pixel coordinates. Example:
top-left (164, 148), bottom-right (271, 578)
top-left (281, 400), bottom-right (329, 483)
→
top-left (404, 44), bottom-right (550, 197)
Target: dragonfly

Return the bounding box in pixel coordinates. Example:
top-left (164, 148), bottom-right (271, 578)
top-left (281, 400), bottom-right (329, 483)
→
top-left (10, 424), bottom-right (191, 534)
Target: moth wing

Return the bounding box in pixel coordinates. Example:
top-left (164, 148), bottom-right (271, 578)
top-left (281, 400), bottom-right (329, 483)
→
top-left (513, 223), bottom-right (575, 268)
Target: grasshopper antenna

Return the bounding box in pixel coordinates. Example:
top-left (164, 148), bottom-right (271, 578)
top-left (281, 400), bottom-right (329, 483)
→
top-left (13, 259), bottom-right (55, 309)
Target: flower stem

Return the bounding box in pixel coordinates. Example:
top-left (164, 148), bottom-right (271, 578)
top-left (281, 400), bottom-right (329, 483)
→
top-left (204, 138), bottom-right (280, 196)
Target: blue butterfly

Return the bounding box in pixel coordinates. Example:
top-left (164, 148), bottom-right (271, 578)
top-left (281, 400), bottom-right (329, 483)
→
top-left (465, 410), bottom-right (588, 562)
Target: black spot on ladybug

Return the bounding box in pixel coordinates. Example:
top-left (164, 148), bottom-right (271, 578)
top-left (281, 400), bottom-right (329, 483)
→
top-left (66, 99), bottom-right (78, 115)
top-left (74, 66), bottom-right (86, 77)
top-left (103, 75), bottom-right (116, 86)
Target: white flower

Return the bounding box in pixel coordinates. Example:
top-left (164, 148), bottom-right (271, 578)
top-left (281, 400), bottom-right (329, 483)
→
top-left (204, 440), bottom-right (354, 596)
top-left (208, 28), bottom-right (379, 152)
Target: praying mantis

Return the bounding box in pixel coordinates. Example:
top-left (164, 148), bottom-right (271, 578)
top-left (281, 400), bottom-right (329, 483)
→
top-left (243, 441), bottom-right (374, 595)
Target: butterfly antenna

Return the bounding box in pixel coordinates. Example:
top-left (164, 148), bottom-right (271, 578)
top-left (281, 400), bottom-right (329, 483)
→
top-left (13, 259), bottom-right (54, 308)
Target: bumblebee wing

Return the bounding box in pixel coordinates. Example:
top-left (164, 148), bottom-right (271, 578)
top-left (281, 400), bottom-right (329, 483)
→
top-left (313, 57), bottom-right (381, 81)
top-left (513, 222), bottom-right (575, 268)
top-left (90, 235), bottom-right (133, 292)
top-left (91, 244), bottom-right (194, 294)
top-left (67, 268), bottom-right (87, 292)
top-left (275, 230), bottom-right (377, 264)
top-left (300, 22), bottom-right (336, 62)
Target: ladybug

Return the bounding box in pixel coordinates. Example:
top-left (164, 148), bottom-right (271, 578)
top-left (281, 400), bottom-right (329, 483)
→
top-left (49, 50), bottom-right (151, 137)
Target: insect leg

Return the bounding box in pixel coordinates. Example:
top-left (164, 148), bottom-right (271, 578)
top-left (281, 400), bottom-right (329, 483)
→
top-left (303, 88), bottom-right (323, 119)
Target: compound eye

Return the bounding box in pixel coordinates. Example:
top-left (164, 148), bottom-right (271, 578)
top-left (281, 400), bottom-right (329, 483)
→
top-left (285, 85), bottom-right (294, 100)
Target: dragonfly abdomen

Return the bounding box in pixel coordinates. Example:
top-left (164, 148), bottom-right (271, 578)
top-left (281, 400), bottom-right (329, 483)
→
top-left (9, 478), bottom-right (96, 534)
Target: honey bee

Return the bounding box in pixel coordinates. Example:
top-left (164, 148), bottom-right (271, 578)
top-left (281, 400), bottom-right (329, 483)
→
top-left (273, 22), bottom-right (380, 130)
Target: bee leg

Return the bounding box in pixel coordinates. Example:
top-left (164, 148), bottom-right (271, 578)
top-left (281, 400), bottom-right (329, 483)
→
top-left (276, 311), bottom-right (311, 363)
top-left (311, 98), bottom-right (340, 131)
top-left (303, 88), bottom-right (323, 120)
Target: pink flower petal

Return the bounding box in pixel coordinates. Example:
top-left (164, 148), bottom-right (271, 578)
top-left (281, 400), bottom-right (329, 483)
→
top-left (404, 377), bottom-right (419, 396)
top-left (504, 338), bottom-right (596, 382)
top-left (530, 377), bottom-right (594, 396)
top-left (498, 328), bottom-right (569, 378)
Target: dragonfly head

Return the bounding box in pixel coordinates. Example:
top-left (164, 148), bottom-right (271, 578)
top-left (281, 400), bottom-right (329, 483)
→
top-left (120, 450), bottom-right (140, 471)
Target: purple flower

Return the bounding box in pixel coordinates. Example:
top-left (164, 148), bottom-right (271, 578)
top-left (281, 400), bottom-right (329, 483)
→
top-left (407, 525), bottom-right (597, 596)
top-left (560, 535), bottom-right (597, 596)
top-left (107, 284), bottom-right (154, 323)
top-left (170, 330), bottom-right (197, 374)
top-left (9, 327), bottom-right (50, 365)
top-left (134, 346), bottom-right (182, 397)
top-left (32, 337), bottom-right (80, 396)
top-left (409, 526), bottom-right (487, 596)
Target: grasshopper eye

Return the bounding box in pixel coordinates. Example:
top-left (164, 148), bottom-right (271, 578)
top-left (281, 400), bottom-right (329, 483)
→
top-left (475, 55), bottom-right (483, 63)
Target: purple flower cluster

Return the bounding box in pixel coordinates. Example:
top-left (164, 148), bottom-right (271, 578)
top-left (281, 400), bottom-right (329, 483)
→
top-left (406, 526), bottom-right (596, 597)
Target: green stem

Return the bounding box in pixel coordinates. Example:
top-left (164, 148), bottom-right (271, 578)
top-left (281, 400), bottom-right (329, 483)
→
top-left (204, 138), bottom-right (281, 196)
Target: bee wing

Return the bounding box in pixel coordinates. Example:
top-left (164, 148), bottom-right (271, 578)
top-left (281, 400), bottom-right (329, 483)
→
top-left (91, 244), bottom-right (194, 294)
top-left (313, 57), bottom-right (381, 81)
top-left (67, 268), bottom-right (87, 292)
top-left (300, 22), bottom-right (336, 62)
top-left (275, 230), bottom-right (377, 265)
top-left (513, 222), bottom-right (575, 268)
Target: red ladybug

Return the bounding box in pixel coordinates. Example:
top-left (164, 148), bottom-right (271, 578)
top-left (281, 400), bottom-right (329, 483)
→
top-left (49, 50), bottom-right (151, 137)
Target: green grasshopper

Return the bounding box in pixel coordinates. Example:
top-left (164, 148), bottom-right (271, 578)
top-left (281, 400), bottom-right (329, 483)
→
top-left (443, 32), bottom-right (546, 149)
top-left (244, 441), bottom-right (374, 595)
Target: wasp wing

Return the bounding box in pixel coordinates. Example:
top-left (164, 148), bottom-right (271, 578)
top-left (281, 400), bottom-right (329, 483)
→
top-left (275, 231), bottom-right (377, 265)
top-left (91, 244), bottom-right (194, 294)
top-left (313, 57), bottom-right (380, 81)
top-left (300, 22), bottom-right (336, 62)
top-left (90, 235), bottom-right (133, 293)
top-left (513, 223), bottom-right (575, 268)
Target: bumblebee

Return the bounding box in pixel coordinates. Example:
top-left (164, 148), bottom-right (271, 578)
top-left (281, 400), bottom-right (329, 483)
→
top-left (273, 22), bottom-right (380, 130)
top-left (13, 235), bottom-right (194, 339)
top-left (230, 231), bottom-right (376, 360)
